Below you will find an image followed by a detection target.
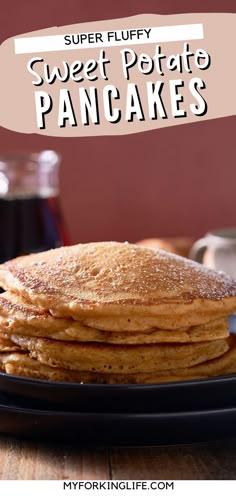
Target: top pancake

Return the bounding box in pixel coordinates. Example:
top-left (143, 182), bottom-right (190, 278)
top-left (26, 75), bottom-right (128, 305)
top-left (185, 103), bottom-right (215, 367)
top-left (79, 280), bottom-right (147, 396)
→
top-left (0, 241), bottom-right (236, 328)
top-left (0, 292), bottom-right (229, 343)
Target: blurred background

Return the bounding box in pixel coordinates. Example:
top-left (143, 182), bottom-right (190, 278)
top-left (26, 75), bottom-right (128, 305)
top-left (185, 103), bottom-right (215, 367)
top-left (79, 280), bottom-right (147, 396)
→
top-left (0, 0), bottom-right (235, 247)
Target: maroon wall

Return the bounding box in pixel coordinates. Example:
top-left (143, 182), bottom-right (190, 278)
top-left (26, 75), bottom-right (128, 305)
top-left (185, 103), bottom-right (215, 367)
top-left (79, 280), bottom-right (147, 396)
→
top-left (0, 0), bottom-right (235, 243)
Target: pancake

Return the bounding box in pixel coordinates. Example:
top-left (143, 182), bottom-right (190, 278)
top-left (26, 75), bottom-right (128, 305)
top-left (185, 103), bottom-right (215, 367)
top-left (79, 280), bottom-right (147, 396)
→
top-left (0, 243), bottom-right (236, 331)
top-left (0, 352), bottom-right (88, 382)
top-left (0, 334), bottom-right (20, 352)
top-left (1, 241), bottom-right (236, 385)
top-left (0, 292), bottom-right (229, 343)
top-left (64, 319), bottom-right (229, 344)
top-left (6, 334), bottom-right (229, 374)
top-left (154, 334), bottom-right (236, 381)
top-left (1, 335), bottom-right (236, 383)
top-left (81, 313), bottom-right (229, 332)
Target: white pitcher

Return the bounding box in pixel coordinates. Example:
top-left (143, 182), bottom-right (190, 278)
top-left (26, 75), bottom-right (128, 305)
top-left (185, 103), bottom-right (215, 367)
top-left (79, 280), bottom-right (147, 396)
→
top-left (190, 229), bottom-right (236, 279)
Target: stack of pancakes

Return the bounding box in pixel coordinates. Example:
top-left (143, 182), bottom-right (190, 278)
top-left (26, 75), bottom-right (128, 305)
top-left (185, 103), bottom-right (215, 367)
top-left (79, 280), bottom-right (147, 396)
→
top-left (0, 241), bottom-right (236, 383)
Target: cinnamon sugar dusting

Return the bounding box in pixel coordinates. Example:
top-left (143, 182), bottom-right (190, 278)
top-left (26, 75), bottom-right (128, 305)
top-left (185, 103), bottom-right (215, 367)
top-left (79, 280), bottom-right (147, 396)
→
top-left (0, 242), bottom-right (236, 318)
top-left (1, 242), bottom-right (236, 384)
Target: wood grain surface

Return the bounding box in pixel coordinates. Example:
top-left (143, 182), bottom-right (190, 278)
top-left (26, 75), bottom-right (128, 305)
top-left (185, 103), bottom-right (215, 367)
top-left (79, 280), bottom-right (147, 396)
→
top-left (0, 436), bottom-right (236, 480)
top-left (0, 437), bottom-right (110, 480)
top-left (110, 439), bottom-right (236, 480)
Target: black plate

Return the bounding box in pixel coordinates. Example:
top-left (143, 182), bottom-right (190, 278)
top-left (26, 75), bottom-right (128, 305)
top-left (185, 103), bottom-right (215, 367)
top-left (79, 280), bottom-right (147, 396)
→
top-left (1, 372), bottom-right (236, 413)
top-left (1, 400), bottom-right (236, 445)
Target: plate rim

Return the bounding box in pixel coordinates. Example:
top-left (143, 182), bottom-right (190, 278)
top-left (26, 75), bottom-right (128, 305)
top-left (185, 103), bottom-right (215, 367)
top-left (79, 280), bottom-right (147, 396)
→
top-left (1, 399), bottom-right (236, 418)
top-left (0, 370), bottom-right (236, 390)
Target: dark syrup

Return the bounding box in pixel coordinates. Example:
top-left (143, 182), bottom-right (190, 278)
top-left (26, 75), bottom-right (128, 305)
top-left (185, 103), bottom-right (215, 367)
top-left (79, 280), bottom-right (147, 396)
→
top-left (0, 195), bottom-right (69, 263)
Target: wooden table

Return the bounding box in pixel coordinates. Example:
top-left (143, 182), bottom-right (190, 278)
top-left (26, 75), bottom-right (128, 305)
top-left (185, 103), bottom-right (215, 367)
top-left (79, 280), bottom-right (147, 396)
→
top-left (1, 436), bottom-right (236, 479)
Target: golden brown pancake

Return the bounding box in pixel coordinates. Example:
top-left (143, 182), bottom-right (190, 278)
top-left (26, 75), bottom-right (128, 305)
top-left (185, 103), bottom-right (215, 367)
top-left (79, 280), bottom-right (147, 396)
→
top-left (0, 242), bottom-right (236, 331)
top-left (0, 241), bottom-right (236, 385)
top-left (80, 314), bottom-right (228, 332)
top-left (0, 352), bottom-right (87, 382)
top-left (64, 319), bottom-right (229, 344)
top-left (0, 292), bottom-right (229, 343)
top-left (136, 334), bottom-right (236, 383)
top-left (1, 335), bottom-right (236, 384)
top-left (6, 334), bottom-right (229, 374)
top-left (0, 334), bottom-right (20, 352)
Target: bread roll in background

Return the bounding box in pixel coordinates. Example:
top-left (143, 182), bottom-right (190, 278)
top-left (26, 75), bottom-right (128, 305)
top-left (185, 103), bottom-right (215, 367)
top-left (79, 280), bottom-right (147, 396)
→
top-left (136, 237), bottom-right (194, 258)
